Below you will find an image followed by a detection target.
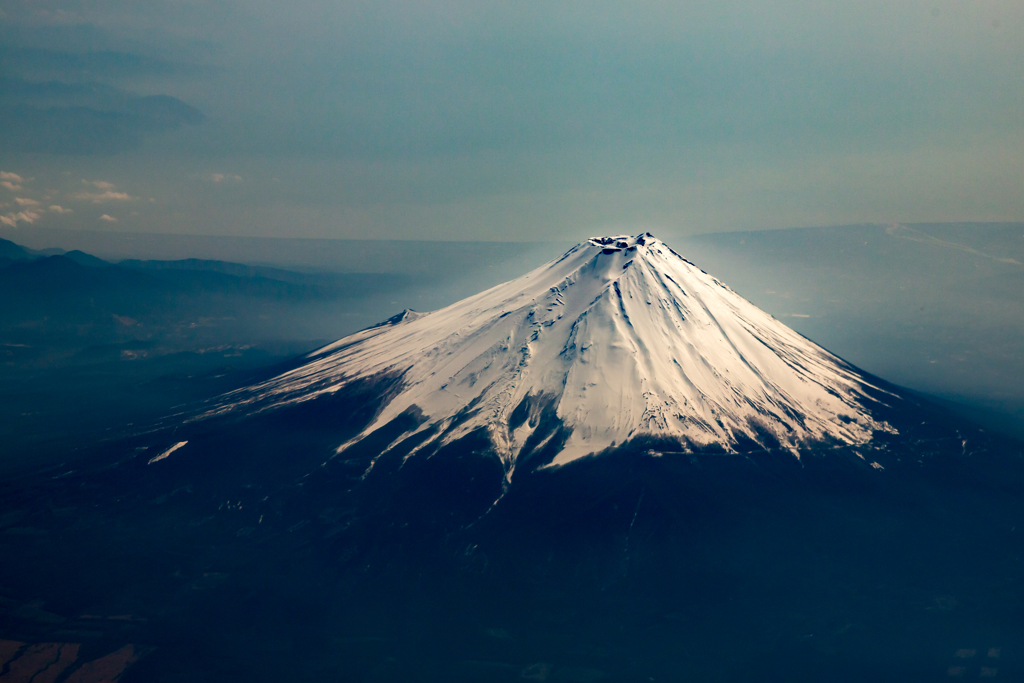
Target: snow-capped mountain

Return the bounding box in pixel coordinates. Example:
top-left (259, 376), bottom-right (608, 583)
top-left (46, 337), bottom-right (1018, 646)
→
top-left (205, 233), bottom-right (895, 476)
top-left (5, 236), bottom-right (1019, 683)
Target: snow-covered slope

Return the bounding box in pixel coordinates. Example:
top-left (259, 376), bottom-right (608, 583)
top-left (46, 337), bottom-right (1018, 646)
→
top-left (207, 234), bottom-right (895, 474)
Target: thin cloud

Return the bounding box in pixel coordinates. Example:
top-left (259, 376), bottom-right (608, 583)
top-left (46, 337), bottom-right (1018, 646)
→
top-left (83, 180), bottom-right (117, 191)
top-left (210, 173), bottom-right (243, 183)
top-left (13, 8), bottom-right (86, 27)
top-left (15, 197), bottom-right (40, 206)
top-left (72, 190), bottom-right (133, 203)
top-left (73, 180), bottom-right (132, 203)
top-left (0, 172), bottom-right (24, 183)
top-left (100, 214), bottom-right (118, 222)
top-left (0, 181), bottom-right (23, 191)
top-left (49, 205), bottom-right (73, 214)
top-left (0, 210), bottom-right (41, 228)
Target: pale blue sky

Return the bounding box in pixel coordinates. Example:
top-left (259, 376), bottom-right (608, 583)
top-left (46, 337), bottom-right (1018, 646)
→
top-left (1, 0), bottom-right (1022, 240)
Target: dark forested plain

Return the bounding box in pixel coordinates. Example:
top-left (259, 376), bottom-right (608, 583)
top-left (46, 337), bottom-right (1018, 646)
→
top-left (1, 225), bottom-right (1022, 682)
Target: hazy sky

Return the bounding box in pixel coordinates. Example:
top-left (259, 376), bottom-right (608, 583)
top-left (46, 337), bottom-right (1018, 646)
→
top-left (1, 1), bottom-right (1022, 241)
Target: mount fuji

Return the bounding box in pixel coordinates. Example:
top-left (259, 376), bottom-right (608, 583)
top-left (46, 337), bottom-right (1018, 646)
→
top-left (3, 234), bottom-right (1022, 682)
top-left (202, 233), bottom-right (897, 479)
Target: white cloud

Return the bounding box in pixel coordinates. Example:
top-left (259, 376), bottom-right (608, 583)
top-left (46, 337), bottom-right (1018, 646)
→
top-left (99, 214), bottom-right (118, 222)
top-left (49, 205), bottom-right (73, 214)
top-left (15, 197), bottom-right (40, 207)
top-left (0, 181), bottom-right (23, 191)
top-left (0, 172), bottom-right (24, 183)
top-left (0, 211), bottom-right (41, 228)
top-left (72, 190), bottom-right (133, 203)
top-left (83, 180), bottom-right (117, 191)
top-left (210, 173), bottom-right (243, 183)
top-left (73, 180), bottom-right (132, 202)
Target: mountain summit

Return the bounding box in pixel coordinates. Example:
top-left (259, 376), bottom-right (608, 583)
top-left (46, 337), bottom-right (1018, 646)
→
top-left (208, 234), bottom-right (895, 476)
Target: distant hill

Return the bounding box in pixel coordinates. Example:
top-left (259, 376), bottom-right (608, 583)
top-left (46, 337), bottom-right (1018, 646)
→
top-left (62, 249), bottom-right (109, 267)
top-left (0, 237), bottom-right (32, 261)
top-left (0, 249), bottom-right (427, 361)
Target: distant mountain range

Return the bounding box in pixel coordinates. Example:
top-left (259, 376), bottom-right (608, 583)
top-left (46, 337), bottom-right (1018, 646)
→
top-left (0, 236), bottom-right (423, 348)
